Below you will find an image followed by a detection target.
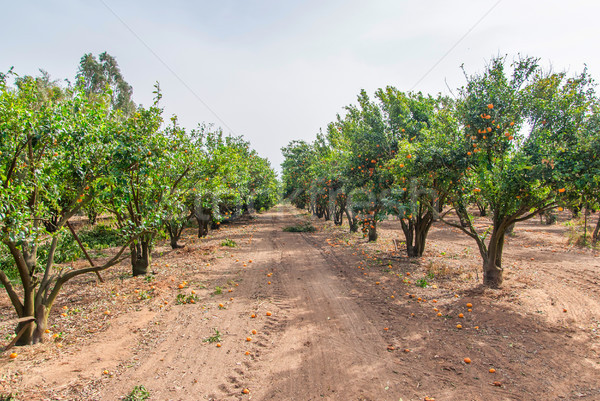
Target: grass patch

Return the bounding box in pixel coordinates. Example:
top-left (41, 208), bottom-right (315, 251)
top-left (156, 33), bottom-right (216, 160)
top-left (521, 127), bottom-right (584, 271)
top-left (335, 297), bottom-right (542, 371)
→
top-left (78, 224), bottom-right (124, 250)
top-left (203, 328), bottom-right (222, 343)
top-left (220, 238), bottom-right (237, 247)
top-left (124, 385), bottom-right (150, 401)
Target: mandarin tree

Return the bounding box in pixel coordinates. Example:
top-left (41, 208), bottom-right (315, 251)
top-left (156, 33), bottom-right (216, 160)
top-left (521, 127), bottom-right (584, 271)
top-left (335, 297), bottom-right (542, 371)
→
top-left (0, 72), bottom-right (132, 345)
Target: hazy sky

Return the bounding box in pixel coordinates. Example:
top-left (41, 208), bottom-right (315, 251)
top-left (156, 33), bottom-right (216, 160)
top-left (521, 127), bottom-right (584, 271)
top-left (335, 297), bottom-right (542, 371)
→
top-left (2, 1), bottom-right (598, 173)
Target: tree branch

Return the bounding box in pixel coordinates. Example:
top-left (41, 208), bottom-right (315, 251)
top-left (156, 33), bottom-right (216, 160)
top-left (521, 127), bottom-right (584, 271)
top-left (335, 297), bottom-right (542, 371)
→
top-left (0, 269), bottom-right (24, 316)
top-left (45, 239), bottom-right (135, 309)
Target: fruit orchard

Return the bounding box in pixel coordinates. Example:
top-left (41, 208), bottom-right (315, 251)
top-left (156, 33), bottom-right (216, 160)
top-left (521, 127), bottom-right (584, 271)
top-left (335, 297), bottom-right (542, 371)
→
top-left (0, 59), bottom-right (278, 346)
top-left (282, 55), bottom-right (600, 288)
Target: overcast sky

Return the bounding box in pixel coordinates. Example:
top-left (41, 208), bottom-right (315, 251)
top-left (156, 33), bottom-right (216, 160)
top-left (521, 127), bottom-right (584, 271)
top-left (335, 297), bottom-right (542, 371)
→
top-left (1, 1), bottom-right (598, 173)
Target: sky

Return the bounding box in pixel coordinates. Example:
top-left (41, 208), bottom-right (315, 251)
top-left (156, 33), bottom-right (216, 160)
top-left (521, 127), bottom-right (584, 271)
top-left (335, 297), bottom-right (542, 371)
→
top-left (1, 1), bottom-right (599, 174)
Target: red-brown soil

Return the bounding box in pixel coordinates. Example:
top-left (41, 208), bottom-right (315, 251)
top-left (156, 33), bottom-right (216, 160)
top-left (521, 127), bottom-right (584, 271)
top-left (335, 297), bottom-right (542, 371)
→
top-left (1, 204), bottom-right (599, 400)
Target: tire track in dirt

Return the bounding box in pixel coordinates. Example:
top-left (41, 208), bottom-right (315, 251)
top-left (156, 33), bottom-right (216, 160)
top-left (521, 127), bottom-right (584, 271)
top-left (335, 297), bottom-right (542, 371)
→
top-left (249, 207), bottom-right (403, 401)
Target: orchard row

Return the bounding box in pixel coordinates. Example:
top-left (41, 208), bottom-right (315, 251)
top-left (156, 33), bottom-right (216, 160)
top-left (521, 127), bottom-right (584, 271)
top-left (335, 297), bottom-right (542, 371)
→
top-left (282, 55), bottom-right (600, 288)
top-left (0, 68), bottom-right (278, 345)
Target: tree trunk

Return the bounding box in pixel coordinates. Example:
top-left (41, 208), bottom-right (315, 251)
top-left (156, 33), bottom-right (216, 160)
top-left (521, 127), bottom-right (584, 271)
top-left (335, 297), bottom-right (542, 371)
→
top-left (195, 207), bottom-right (212, 238)
top-left (131, 240), bottom-right (151, 276)
top-left (15, 291), bottom-right (49, 346)
top-left (482, 258), bottom-right (503, 288)
top-left (166, 222), bottom-right (185, 249)
top-left (368, 222), bottom-right (377, 242)
top-left (87, 208), bottom-right (98, 225)
top-left (593, 214), bottom-right (600, 244)
top-left (476, 200), bottom-right (487, 217)
top-left (482, 230), bottom-right (505, 288)
top-left (400, 212), bottom-right (434, 258)
top-left (344, 209), bottom-right (358, 233)
top-left (333, 205), bottom-right (344, 226)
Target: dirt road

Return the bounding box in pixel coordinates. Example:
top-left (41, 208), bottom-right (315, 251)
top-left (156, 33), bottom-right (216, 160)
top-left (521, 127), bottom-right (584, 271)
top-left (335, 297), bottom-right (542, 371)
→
top-left (97, 205), bottom-right (403, 400)
top-left (2, 204), bottom-right (600, 400)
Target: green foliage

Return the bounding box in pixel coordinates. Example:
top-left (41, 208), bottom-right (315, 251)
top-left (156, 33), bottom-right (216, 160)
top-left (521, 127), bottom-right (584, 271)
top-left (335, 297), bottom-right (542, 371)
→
top-left (123, 385), bottom-right (150, 401)
top-left (282, 54), bottom-right (600, 287)
top-left (0, 60), bottom-right (278, 344)
top-left (213, 286), bottom-right (222, 295)
top-left (416, 278), bottom-right (429, 288)
top-left (176, 293), bottom-right (197, 304)
top-left (78, 224), bottom-right (123, 250)
top-left (76, 52), bottom-right (135, 115)
top-left (203, 328), bottom-right (221, 343)
top-left (220, 238), bottom-right (237, 247)
top-left (283, 222), bottom-right (316, 232)
top-left (38, 230), bottom-right (82, 265)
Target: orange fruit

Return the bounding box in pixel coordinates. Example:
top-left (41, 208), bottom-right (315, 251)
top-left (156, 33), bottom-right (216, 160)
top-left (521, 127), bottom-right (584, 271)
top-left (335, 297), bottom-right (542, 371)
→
top-left (216, 343), bottom-right (221, 348)
top-left (9, 353), bottom-right (17, 359)
top-left (266, 311), bottom-right (272, 316)
top-left (103, 369), bottom-right (109, 375)
top-left (246, 337), bottom-right (252, 342)
top-left (458, 313), bottom-right (464, 318)
top-left (456, 324), bottom-right (462, 329)
top-left (251, 329), bottom-right (257, 335)
top-left (464, 357), bottom-right (471, 364)
top-left (242, 388), bottom-right (250, 394)
top-left (487, 104), bottom-right (493, 109)
top-left (466, 303), bottom-right (472, 308)
top-left (489, 368), bottom-right (496, 373)
top-left (218, 303), bottom-right (224, 308)
top-left (251, 313), bottom-right (256, 318)
top-left (245, 351), bottom-right (250, 355)
top-left (437, 313), bottom-right (442, 317)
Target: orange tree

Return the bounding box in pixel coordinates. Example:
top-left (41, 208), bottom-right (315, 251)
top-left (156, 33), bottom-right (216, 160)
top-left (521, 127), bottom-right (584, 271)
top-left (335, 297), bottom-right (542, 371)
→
top-left (387, 92), bottom-right (454, 257)
top-left (0, 72), bottom-right (132, 345)
top-left (192, 128), bottom-right (278, 237)
top-left (524, 70), bottom-right (600, 244)
top-left (161, 118), bottom-right (205, 249)
top-left (410, 56), bottom-right (597, 287)
top-left (281, 140), bottom-right (316, 210)
top-left (101, 89), bottom-right (174, 276)
top-left (333, 90), bottom-right (396, 241)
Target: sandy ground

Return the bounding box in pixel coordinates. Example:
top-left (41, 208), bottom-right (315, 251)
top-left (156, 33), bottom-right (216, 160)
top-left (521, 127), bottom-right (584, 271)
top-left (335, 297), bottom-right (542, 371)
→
top-left (1, 204), bottom-right (599, 400)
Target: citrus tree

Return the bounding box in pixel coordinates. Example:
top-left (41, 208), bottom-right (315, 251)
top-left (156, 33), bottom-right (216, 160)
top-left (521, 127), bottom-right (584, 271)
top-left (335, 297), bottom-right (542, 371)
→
top-left (0, 72), bottom-right (132, 345)
top-left (281, 140), bottom-right (316, 210)
top-left (412, 56), bottom-right (597, 287)
top-left (386, 92), bottom-right (454, 257)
